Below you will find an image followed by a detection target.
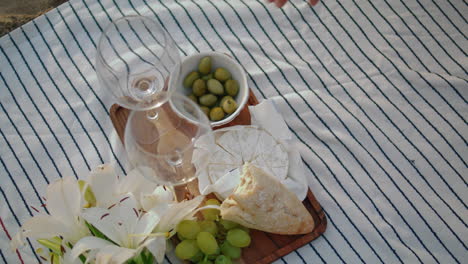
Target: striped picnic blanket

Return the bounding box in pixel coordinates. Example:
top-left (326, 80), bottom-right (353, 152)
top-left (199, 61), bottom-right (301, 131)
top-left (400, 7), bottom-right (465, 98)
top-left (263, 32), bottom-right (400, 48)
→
top-left (0, 0), bottom-right (466, 263)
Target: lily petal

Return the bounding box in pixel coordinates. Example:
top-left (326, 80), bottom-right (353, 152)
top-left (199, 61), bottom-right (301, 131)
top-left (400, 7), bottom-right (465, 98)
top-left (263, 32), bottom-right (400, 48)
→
top-left (140, 186), bottom-right (174, 212)
top-left (82, 194), bottom-right (139, 247)
top-left (117, 169), bottom-right (158, 197)
top-left (132, 211), bottom-right (160, 246)
top-left (14, 215), bottom-right (68, 243)
top-left (69, 236), bottom-right (114, 261)
top-left (88, 164), bottom-right (119, 207)
top-left (142, 237), bottom-right (166, 264)
top-left (46, 177), bottom-right (82, 226)
top-left (155, 195), bottom-right (205, 233)
top-left (95, 245), bottom-right (136, 264)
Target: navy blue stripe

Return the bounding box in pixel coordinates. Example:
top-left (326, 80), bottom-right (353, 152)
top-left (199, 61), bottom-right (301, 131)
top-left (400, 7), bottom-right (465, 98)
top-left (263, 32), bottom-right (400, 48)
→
top-left (309, 242), bottom-right (327, 264)
top-left (0, 158), bottom-right (34, 218)
top-left (351, 0), bottom-right (468, 145)
top-left (303, 2), bottom-right (467, 195)
top-left (237, 2), bottom-right (434, 262)
top-left (24, 21), bottom-right (104, 167)
top-left (204, 2), bottom-right (389, 262)
top-left (111, 0), bottom-right (170, 74)
top-left (416, 0), bottom-right (468, 56)
top-left (140, 0), bottom-right (189, 57)
top-left (446, 0), bottom-right (468, 24)
top-left (0, 57), bottom-right (78, 179)
top-left (1, 41), bottom-right (85, 177)
top-left (54, 8), bottom-right (108, 113)
top-left (284, 0), bottom-right (468, 228)
top-left (0, 76), bottom-right (62, 180)
top-left (311, 0), bottom-right (466, 183)
top-left (294, 0), bottom-right (466, 252)
top-left (361, 0), bottom-right (468, 117)
top-left (395, 0), bottom-right (467, 74)
top-left (0, 76), bottom-right (62, 179)
top-left (430, 0), bottom-right (468, 39)
top-left (172, 1), bottom-right (367, 262)
top-left (329, 0), bottom-right (468, 223)
top-left (380, 0), bottom-right (467, 77)
top-left (319, 235), bottom-right (346, 264)
top-left (0, 129), bottom-right (49, 215)
top-left (0, 102), bottom-right (50, 184)
top-left (9, 30), bottom-right (97, 171)
top-left (35, 16), bottom-right (126, 173)
top-left (0, 250), bottom-right (6, 264)
top-left (250, 1), bottom-right (460, 261)
top-left (0, 187), bottom-right (40, 263)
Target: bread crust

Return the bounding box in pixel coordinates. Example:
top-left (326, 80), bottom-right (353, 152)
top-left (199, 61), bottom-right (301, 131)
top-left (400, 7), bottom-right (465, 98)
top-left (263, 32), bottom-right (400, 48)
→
top-left (220, 164), bottom-right (314, 235)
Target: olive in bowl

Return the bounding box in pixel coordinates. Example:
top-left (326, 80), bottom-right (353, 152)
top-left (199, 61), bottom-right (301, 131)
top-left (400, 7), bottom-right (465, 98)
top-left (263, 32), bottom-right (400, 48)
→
top-left (176, 52), bottom-right (249, 127)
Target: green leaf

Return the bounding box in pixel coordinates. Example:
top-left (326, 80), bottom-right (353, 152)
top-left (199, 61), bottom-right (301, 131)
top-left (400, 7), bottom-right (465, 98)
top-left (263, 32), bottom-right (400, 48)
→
top-left (85, 221), bottom-right (118, 245)
top-left (37, 238), bottom-right (62, 255)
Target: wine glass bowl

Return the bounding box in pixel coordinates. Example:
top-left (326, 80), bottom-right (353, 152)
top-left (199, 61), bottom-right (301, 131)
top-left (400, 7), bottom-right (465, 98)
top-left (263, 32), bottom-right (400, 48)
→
top-left (124, 93), bottom-right (214, 186)
top-left (96, 15), bottom-right (181, 110)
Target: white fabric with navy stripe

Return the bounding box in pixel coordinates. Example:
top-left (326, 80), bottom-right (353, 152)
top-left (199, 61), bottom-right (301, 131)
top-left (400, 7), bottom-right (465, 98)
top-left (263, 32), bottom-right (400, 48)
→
top-left (0, 0), bottom-right (466, 263)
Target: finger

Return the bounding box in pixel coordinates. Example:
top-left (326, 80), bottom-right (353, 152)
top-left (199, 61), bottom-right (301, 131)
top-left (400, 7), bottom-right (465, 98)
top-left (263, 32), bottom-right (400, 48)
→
top-left (275, 0), bottom-right (288, 8)
top-left (309, 0), bottom-right (319, 6)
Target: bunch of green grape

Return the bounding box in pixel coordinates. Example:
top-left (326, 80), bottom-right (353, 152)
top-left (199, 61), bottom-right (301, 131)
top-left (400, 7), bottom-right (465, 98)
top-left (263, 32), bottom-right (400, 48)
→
top-left (175, 199), bottom-right (251, 264)
top-left (183, 56), bottom-right (240, 122)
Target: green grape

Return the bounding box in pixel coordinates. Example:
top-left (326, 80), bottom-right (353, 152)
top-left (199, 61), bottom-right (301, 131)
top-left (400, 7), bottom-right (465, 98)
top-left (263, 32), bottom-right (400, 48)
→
top-left (200, 220), bottom-right (218, 236)
top-left (215, 255), bottom-right (232, 264)
top-left (219, 219), bottom-right (238, 230)
top-left (177, 232), bottom-right (185, 241)
top-left (197, 231), bottom-right (219, 255)
top-left (226, 229), bottom-right (251, 248)
top-left (202, 199), bottom-right (220, 221)
top-left (175, 240), bottom-right (200, 260)
top-left (190, 250), bottom-right (204, 262)
top-left (220, 241), bottom-right (241, 259)
top-left (177, 220), bottom-right (200, 240)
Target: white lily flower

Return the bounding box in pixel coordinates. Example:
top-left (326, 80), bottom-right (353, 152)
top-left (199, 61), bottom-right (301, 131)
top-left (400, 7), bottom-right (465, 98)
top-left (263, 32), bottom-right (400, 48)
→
top-left (11, 177), bottom-right (89, 250)
top-left (87, 164), bottom-right (174, 209)
top-left (70, 194), bottom-right (205, 264)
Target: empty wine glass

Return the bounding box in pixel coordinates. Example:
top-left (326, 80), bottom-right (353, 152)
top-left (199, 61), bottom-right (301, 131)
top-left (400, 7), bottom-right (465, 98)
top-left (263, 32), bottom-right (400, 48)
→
top-left (124, 93), bottom-right (214, 186)
top-left (96, 15), bottom-right (180, 110)
top-left (96, 16), bottom-right (214, 187)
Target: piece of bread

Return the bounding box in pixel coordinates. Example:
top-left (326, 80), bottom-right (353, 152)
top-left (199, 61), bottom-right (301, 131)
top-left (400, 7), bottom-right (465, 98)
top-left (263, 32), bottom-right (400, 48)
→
top-left (220, 163), bottom-right (314, 235)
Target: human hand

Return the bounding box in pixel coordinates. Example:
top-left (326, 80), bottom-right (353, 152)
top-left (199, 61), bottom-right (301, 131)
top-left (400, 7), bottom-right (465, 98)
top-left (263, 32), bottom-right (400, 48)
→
top-left (266, 0), bottom-right (319, 8)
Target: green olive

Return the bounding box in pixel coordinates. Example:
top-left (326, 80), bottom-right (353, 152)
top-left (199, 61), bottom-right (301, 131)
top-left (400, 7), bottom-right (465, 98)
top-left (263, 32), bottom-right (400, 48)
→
top-left (214, 68), bottom-right (231, 82)
top-left (219, 96), bottom-right (232, 107)
top-left (198, 57), bottom-right (212, 75)
top-left (210, 107), bottom-right (225, 121)
top-left (207, 79), bottom-right (224, 95)
top-left (201, 74), bottom-right (213, 81)
top-left (192, 79), bottom-right (207, 96)
top-left (200, 106), bottom-right (210, 117)
top-left (224, 80), bottom-right (239, 97)
top-left (188, 94), bottom-right (198, 104)
top-left (221, 97), bottom-right (237, 114)
top-left (184, 71), bottom-right (200, 88)
top-left (199, 94), bottom-right (218, 107)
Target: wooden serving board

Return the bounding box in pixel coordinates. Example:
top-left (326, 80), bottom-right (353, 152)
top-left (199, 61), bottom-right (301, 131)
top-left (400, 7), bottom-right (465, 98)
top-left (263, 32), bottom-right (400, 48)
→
top-left (110, 90), bottom-right (327, 264)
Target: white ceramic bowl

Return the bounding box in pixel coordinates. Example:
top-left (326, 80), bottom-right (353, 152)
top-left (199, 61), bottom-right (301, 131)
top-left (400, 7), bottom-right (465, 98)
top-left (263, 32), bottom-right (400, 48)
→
top-left (175, 51), bottom-right (249, 127)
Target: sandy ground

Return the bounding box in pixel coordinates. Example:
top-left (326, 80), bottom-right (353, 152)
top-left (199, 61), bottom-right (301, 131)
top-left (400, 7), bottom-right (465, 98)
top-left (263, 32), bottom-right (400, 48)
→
top-left (0, 0), bottom-right (67, 36)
